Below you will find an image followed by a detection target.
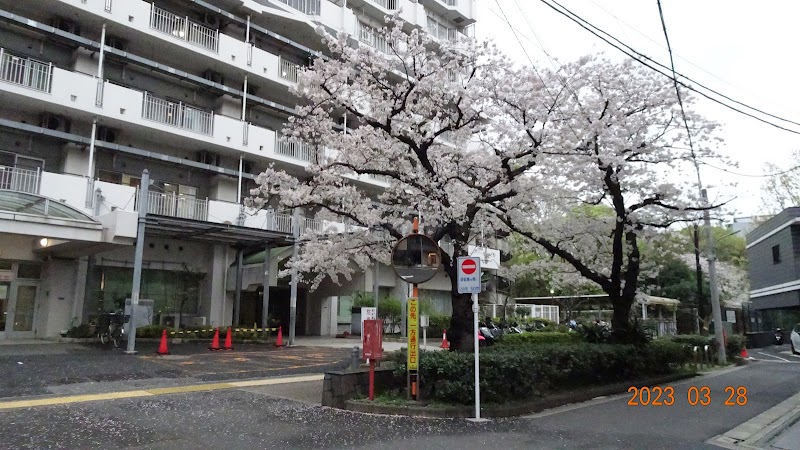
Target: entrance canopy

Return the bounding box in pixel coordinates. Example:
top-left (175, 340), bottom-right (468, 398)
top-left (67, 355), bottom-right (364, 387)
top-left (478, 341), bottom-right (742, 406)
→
top-left (0, 190), bottom-right (103, 243)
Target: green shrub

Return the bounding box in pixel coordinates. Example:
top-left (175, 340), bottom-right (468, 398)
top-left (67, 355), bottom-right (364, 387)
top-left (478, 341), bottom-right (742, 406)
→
top-left (424, 314), bottom-right (450, 338)
top-left (667, 333), bottom-right (746, 361)
top-left (497, 332), bottom-right (581, 346)
top-left (726, 334), bottom-right (746, 357)
top-left (136, 325), bottom-right (175, 338)
top-left (392, 341), bottom-right (691, 405)
top-left (66, 323), bottom-right (95, 338)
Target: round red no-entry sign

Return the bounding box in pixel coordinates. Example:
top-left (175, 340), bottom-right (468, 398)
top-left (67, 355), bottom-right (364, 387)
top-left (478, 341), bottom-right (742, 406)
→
top-left (461, 258), bottom-right (477, 275)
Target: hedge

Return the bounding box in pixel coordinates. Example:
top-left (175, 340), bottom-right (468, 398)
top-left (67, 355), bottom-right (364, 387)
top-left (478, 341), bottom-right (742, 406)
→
top-left (392, 340), bottom-right (692, 404)
top-left (668, 334), bottom-right (746, 360)
top-left (497, 332), bottom-right (581, 346)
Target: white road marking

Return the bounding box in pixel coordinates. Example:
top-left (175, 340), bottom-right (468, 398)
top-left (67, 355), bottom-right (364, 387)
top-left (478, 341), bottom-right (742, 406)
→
top-left (757, 351), bottom-right (791, 362)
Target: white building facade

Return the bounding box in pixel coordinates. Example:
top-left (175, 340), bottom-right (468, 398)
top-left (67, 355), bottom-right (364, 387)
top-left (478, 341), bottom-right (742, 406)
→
top-left (0, 0), bottom-right (476, 339)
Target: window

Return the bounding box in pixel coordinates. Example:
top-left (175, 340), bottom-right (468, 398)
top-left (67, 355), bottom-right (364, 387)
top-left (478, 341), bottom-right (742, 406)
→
top-left (17, 262), bottom-right (42, 279)
top-left (357, 21), bottom-right (389, 53)
top-left (772, 245), bottom-right (781, 264)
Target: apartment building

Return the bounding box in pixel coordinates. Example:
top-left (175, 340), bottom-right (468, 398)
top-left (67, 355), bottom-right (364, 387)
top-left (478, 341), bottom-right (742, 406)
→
top-left (0, 0), bottom-right (476, 339)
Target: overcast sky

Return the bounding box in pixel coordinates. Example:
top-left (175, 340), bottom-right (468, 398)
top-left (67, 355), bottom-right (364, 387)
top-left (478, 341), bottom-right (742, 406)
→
top-left (476, 0), bottom-right (800, 220)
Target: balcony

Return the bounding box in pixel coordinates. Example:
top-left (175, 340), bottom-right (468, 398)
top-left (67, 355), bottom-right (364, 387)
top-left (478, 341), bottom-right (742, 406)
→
top-left (142, 92), bottom-right (214, 136)
top-left (146, 191), bottom-right (209, 221)
top-left (275, 136), bottom-right (318, 163)
top-left (276, 0), bottom-right (322, 15)
top-left (371, 0), bottom-right (399, 9)
top-left (149, 3), bottom-right (219, 53)
top-left (0, 48), bottom-right (53, 93)
top-left (439, 0), bottom-right (458, 5)
top-left (0, 166), bottom-right (41, 194)
top-left (280, 58), bottom-right (300, 83)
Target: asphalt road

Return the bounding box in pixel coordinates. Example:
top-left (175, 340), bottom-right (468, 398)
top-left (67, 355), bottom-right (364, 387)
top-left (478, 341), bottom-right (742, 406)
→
top-left (0, 350), bottom-right (798, 449)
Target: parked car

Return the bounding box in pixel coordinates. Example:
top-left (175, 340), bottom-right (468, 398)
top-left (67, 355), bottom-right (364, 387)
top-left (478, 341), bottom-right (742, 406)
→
top-left (791, 323), bottom-right (800, 355)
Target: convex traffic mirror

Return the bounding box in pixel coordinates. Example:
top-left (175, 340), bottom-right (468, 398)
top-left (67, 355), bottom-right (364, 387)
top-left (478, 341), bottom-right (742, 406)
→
top-left (391, 234), bottom-right (441, 284)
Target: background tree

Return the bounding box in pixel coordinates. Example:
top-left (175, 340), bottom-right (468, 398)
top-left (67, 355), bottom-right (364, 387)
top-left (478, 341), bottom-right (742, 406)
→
top-left (500, 57), bottom-right (729, 341)
top-left (248, 22), bottom-right (550, 351)
top-left (760, 149), bottom-right (800, 214)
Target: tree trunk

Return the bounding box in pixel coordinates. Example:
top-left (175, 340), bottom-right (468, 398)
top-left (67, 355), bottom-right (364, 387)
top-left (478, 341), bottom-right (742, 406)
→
top-left (449, 291), bottom-right (475, 351)
top-left (610, 294), bottom-right (634, 341)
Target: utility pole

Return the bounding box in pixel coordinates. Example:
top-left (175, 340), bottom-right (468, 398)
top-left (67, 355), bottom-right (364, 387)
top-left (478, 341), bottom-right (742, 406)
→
top-left (702, 189), bottom-right (726, 364)
top-left (126, 169), bottom-right (149, 355)
top-left (288, 208), bottom-right (300, 346)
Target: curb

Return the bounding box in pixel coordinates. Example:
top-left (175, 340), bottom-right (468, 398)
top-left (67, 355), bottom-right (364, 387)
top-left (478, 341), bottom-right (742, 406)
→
top-left (344, 372), bottom-right (697, 418)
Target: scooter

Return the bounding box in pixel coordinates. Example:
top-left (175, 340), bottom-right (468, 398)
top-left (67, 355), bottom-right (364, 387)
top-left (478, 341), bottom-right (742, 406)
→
top-left (774, 328), bottom-right (784, 345)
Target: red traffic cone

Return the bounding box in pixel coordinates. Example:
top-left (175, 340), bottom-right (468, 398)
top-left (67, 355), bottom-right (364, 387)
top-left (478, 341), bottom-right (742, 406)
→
top-left (741, 347), bottom-right (749, 358)
top-left (274, 326), bottom-right (284, 347)
top-left (209, 327), bottom-right (221, 351)
top-left (156, 329), bottom-right (170, 355)
top-left (440, 329), bottom-right (450, 349)
top-left (223, 327), bottom-right (234, 351)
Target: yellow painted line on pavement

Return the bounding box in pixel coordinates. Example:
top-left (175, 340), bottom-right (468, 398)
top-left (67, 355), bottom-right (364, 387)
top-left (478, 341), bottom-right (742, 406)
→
top-left (0, 374), bottom-right (325, 410)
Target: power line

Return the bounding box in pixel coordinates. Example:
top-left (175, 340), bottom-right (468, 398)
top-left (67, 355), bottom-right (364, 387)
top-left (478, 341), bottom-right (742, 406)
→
top-left (538, 0), bottom-right (800, 135)
top-left (698, 160), bottom-right (800, 178)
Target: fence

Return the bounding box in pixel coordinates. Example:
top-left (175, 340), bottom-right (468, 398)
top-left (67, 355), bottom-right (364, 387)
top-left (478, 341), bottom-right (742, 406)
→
top-left (146, 191), bottom-right (208, 221)
top-left (279, 58), bottom-right (300, 83)
top-left (0, 48), bottom-right (52, 93)
top-left (142, 92), bottom-right (214, 136)
top-left (0, 166), bottom-right (40, 194)
top-left (275, 136), bottom-right (317, 163)
top-left (275, 0), bottom-right (321, 15)
top-left (149, 3), bottom-right (219, 52)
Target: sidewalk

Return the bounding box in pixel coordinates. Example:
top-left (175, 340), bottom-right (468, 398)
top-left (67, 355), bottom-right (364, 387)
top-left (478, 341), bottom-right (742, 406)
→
top-left (292, 335), bottom-right (444, 351)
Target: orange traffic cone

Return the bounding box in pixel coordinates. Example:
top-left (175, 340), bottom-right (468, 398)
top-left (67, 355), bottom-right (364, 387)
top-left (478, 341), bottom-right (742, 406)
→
top-left (741, 347), bottom-right (749, 358)
top-left (209, 327), bottom-right (221, 351)
top-left (274, 325), bottom-right (284, 347)
top-left (440, 329), bottom-right (450, 349)
top-left (223, 327), bottom-right (234, 351)
top-left (156, 329), bottom-right (170, 355)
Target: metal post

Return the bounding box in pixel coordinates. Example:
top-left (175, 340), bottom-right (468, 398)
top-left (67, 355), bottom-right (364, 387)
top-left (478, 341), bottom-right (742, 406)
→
top-left (373, 258), bottom-right (380, 309)
top-left (85, 117), bottom-right (98, 207)
top-left (126, 169), bottom-right (149, 355)
top-left (96, 23), bottom-right (106, 107)
top-left (702, 189), bottom-right (726, 364)
top-left (234, 247), bottom-right (243, 326)
top-left (289, 208), bottom-right (300, 346)
top-left (261, 243), bottom-right (271, 331)
top-left (473, 291), bottom-right (481, 419)
top-left (237, 154), bottom-right (243, 204)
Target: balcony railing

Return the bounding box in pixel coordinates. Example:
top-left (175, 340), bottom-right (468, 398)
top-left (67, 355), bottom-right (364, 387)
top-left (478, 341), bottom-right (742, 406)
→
top-left (438, 0), bottom-right (458, 6)
top-left (0, 166), bottom-right (40, 194)
top-left (358, 22), bottom-right (390, 53)
top-left (0, 48), bottom-right (52, 93)
top-left (149, 3), bottom-right (219, 53)
top-left (275, 136), bottom-right (317, 163)
top-left (104, 0), bottom-right (113, 12)
top-left (372, 0), bottom-right (398, 9)
top-left (304, 217), bottom-right (323, 233)
top-left (279, 58), bottom-right (300, 83)
top-left (276, 0), bottom-right (321, 15)
top-left (142, 92), bottom-right (214, 136)
top-left (146, 191), bottom-right (208, 221)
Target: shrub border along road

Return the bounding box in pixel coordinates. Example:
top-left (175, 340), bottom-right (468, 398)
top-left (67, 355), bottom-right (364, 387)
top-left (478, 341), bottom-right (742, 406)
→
top-left (346, 372), bottom-right (697, 418)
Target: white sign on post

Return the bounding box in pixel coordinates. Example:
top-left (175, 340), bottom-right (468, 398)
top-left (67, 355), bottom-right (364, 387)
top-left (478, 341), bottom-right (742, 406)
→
top-left (361, 307), bottom-right (377, 335)
top-left (457, 257), bottom-right (482, 294)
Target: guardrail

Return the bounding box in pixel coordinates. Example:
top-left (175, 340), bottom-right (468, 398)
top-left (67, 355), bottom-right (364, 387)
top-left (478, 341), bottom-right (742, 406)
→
top-left (149, 3), bottom-right (219, 52)
top-left (146, 191), bottom-right (209, 221)
top-left (276, 0), bottom-right (321, 15)
top-left (280, 58), bottom-right (300, 83)
top-left (142, 92), bottom-right (214, 136)
top-left (0, 48), bottom-right (52, 93)
top-left (0, 166), bottom-right (40, 194)
top-left (275, 136), bottom-right (317, 163)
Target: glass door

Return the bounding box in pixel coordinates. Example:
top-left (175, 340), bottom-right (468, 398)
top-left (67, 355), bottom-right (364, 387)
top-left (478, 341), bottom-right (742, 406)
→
top-left (7, 282), bottom-right (37, 337)
top-left (0, 282), bottom-right (9, 338)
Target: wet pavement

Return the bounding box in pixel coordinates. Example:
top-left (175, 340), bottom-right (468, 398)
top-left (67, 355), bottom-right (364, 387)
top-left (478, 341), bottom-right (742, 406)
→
top-left (0, 341), bottom-right (351, 399)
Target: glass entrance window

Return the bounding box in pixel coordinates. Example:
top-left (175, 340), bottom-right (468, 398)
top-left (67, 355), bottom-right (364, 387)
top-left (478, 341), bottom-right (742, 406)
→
top-left (13, 285), bottom-right (36, 332)
top-left (0, 283), bottom-right (8, 331)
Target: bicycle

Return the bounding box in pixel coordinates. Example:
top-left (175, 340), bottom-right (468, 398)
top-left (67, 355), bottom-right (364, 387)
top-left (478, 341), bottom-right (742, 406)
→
top-left (98, 311), bottom-right (126, 348)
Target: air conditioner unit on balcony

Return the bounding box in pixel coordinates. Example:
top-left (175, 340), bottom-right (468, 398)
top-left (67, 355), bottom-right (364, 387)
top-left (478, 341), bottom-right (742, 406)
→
top-left (202, 69), bottom-right (225, 85)
top-left (40, 113), bottom-right (71, 132)
top-left (96, 126), bottom-right (119, 143)
top-left (202, 13), bottom-right (221, 29)
top-left (196, 150), bottom-right (220, 166)
top-left (51, 17), bottom-right (81, 36)
top-left (105, 35), bottom-right (127, 51)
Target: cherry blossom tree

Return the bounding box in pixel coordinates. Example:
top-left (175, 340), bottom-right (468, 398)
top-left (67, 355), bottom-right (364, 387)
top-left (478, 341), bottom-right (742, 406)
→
top-left (501, 57), bottom-right (729, 340)
top-left (247, 21), bottom-right (553, 351)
